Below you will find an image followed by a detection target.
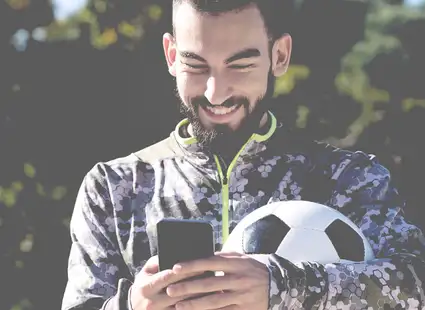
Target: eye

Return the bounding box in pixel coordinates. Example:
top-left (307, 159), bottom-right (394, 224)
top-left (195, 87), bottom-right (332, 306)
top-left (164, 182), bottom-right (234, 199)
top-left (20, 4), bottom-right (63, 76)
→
top-left (229, 64), bottom-right (255, 70)
top-left (182, 63), bottom-right (208, 70)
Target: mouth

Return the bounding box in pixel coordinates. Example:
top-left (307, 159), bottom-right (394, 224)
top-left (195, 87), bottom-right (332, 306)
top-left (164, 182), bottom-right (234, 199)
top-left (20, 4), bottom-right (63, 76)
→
top-left (204, 104), bottom-right (240, 116)
top-left (200, 104), bottom-right (243, 124)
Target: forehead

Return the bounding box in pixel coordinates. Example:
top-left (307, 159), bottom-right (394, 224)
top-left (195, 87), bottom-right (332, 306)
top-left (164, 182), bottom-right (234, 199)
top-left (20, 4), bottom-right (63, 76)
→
top-left (173, 3), bottom-right (269, 57)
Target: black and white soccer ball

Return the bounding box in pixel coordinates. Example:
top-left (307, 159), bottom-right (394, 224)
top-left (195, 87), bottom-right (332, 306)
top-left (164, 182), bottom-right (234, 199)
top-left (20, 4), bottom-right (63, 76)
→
top-left (222, 200), bottom-right (375, 265)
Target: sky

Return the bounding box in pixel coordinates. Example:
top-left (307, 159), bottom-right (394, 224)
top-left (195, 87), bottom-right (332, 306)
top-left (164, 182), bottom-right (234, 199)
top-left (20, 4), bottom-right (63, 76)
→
top-left (405, 0), bottom-right (425, 6)
top-left (51, 0), bottom-right (89, 21)
top-left (49, 0), bottom-right (425, 21)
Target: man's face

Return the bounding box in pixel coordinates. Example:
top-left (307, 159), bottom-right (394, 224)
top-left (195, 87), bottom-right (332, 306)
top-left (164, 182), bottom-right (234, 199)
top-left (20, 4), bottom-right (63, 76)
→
top-left (164, 3), bottom-right (291, 151)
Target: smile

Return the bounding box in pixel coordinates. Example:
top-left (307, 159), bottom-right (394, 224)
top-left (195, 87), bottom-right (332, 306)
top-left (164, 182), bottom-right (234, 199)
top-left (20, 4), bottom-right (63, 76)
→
top-left (205, 104), bottom-right (240, 116)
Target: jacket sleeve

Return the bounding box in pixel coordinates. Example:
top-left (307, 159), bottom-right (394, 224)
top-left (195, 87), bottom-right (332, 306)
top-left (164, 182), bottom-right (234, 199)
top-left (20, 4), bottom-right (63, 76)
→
top-left (266, 152), bottom-right (425, 309)
top-left (61, 164), bottom-right (134, 310)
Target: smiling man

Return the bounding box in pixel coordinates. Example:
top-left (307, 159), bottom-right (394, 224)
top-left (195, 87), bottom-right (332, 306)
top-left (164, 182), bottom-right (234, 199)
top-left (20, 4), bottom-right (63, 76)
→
top-left (61, 1), bottom-right (425, 310)
top-left (167, 1), bottom-right (286, 160)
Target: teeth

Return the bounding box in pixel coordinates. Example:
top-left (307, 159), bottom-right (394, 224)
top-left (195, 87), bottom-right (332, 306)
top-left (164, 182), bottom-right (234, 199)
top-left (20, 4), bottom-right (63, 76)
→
top-left (206, 105), bottom-right (238, 115)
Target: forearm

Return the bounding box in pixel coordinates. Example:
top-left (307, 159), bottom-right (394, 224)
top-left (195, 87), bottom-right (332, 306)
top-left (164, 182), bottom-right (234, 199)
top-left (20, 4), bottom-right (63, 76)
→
top-left (267, 253), bottom-right (425, 309)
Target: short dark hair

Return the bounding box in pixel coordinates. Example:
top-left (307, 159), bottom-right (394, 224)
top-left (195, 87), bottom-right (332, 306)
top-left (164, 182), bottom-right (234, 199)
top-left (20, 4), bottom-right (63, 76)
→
top-left (172, 0), bottom-right (291, 42)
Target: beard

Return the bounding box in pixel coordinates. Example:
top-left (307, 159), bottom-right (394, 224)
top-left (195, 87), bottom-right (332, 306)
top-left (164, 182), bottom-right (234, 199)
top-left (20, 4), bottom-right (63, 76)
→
top-left (177, 71), bottom-right (276, 158)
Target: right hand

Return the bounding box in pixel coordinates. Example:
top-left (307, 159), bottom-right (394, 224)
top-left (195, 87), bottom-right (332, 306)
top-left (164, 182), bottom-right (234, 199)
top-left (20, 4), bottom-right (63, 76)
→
top-left (130, 256), bottom-right (204, 310)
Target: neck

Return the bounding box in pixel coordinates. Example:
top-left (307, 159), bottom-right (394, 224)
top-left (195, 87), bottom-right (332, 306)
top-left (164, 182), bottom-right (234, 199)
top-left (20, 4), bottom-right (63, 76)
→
top-left (259, 111), bottom-right (269, 129)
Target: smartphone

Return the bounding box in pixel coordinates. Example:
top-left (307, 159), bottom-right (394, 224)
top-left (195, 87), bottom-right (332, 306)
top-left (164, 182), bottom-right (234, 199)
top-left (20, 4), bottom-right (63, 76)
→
top-left (157, 218), bottom-right (215, 272)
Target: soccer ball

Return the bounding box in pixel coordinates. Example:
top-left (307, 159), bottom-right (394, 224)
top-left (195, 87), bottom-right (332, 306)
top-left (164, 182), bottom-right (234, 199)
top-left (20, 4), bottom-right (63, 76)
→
top-left (222, 200), bottom-right (375, 265)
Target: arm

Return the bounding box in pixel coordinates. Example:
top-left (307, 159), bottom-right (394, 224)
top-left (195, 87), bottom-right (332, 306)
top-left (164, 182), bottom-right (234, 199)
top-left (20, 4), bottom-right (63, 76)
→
top-left (61, 164), bottom-right (133, 310)
top-left (267, 152), bottom-right (425, 309)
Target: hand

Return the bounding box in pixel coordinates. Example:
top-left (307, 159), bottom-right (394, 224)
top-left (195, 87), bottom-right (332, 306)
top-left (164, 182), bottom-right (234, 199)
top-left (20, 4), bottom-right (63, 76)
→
top-left (130, 255), bottom-right (205, 310)
top-left (165, 252), bottom-right (270, 310)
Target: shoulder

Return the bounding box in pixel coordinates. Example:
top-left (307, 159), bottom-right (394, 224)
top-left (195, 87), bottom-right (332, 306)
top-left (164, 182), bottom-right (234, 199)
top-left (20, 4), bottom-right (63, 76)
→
top-left (84, 153), bottom-right (148, 189)
top-left (310, 141), bottom-right (390, 182)
top-left (83, 134), bottom-right (181, 187)
top-left (272, 127), bottom-right (391, 180)
top-left (73, 148), bottom-right (160, 225)
top-left (132, 134), bottom-right (183, 164)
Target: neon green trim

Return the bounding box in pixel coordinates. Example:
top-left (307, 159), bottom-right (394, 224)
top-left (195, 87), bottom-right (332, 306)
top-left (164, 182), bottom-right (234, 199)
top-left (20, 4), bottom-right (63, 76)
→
top-left (252, 111), bottom-right (277, 142)
top-left (174, 118), bottom-right (197, 145)
top-left (214, 133), bottom-right (256, 243)
top-left (213, 156), bottom-right (228, 243)
top-left (174, 111), bottom-right (277, 145)
top-left (175, 111), bottom-right (278, 244)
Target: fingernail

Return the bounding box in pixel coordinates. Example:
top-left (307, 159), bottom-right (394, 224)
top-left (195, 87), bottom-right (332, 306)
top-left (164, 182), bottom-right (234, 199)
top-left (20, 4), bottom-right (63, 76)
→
top-left (175, 302), bottom-right (185, 310)
top-left (173, 264), bottom-right (182, 272)
top-left (166, 285), bottom-right (175, 296)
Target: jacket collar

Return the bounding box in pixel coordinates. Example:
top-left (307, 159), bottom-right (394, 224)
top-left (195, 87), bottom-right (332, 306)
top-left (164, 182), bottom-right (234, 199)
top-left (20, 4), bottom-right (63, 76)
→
top-left (171, 111), bottom-right (278, 164)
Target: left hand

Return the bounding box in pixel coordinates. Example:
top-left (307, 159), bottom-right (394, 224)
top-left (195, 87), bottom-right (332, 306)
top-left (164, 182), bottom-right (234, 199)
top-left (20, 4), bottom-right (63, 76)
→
top-left (165, 252), bottom-right (270, 310)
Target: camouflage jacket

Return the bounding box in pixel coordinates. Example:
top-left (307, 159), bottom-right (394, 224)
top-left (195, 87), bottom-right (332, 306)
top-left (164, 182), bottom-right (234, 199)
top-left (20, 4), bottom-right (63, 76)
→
top-left (62, 112), bottom-right (425, 310)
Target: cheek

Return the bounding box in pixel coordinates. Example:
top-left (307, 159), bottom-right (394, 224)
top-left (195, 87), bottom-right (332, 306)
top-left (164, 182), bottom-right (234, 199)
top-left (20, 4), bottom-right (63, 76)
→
top-left (176, 73), bottom-right (207, 98)
top-left (231, 68), bottom-right (269, 93)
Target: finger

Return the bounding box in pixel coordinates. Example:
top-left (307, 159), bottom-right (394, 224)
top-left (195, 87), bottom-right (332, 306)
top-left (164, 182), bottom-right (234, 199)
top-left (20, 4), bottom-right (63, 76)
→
top-left (167, 274), bottom-right (247, 297)
top-left (173, 256), bottom-right (250, 275)
top-left (152, 292), bottom-right (196, 309)
top-left (175, 291), bottom-right (242, 310)
top-left (139, 269), bottom-right (204, 296)
top-left (131, 288), bottom-right (196, 310)
top-left (214, 251), bottom-right (243, 257)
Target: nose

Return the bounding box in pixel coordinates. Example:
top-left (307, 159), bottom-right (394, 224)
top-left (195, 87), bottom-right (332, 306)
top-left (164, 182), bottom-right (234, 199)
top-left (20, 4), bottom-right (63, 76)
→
top-left (204, 75), bottom-right (232, 106)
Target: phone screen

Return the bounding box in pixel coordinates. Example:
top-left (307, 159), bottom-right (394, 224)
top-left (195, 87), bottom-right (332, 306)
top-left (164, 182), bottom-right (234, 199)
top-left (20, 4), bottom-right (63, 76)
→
top-left (157, 219), bottom-right (215, 271)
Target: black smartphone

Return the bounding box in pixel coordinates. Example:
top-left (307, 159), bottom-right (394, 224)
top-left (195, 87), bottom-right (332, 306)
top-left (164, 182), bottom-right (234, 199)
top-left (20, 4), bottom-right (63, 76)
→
top-left (157, 218), bottom-right (215, 272)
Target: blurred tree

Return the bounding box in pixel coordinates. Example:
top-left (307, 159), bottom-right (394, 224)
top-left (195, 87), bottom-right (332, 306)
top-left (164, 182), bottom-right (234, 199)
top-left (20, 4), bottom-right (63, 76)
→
top-left (2, 1), bottom-right (425, 310)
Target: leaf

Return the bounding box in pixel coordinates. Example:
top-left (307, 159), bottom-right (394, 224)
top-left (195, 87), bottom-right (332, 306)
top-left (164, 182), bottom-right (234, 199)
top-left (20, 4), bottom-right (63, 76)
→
top-left (15, 260), bottom-right (24, 269)
top-left (20, 234), bottom-right (33, 252)
top-left (274, 65), bottom-right (310, 97)
top-left (51, 186), bottom-right (67, 201)
top-left (296, 105), bottom-right (310, 129)
top-left (0, 188), bottom-right (17, 208)
top-left (93, 0), bottom-right (107, 13)
top-left (148, 5), bottom-right (162, 21)
top-left (118, 21), bottom-right (136, 37)
top-left (100, 28), bottom-right (117, 45)
top-left (10, 299), bottom-right (32, 310)
top-left (402, 98), bottom-right (425, 112)
top-left (5, 0), bottom-right (30, 10)
top-left (94, 28), bottom-right (118, 49)
top-left (36, 183), bottom-right (46, 197)
top-left (11, 182), bottom-right (24, 192)
top-left (23, 163), bottom-right (36, 178)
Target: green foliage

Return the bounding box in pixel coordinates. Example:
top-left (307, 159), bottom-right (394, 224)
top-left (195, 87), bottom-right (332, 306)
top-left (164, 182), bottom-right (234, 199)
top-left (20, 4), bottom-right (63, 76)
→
top-left (3, 1), bottom-right (425, 309)
top-left (274, 65), bottom-right (311, 97)
top-left (41, 1), bottom-right (162, 50)
top-left (330, 1), bottom-right (425, 147)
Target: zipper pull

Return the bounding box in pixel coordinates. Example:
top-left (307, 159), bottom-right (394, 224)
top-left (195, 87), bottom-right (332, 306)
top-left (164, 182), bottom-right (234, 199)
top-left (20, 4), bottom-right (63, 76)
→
top-left (222, 176), bottom-right (228, 185)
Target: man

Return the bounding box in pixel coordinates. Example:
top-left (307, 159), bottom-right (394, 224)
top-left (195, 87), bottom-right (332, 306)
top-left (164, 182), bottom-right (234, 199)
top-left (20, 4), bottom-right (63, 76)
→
top-left (61, 0), bottom-right (425, 309)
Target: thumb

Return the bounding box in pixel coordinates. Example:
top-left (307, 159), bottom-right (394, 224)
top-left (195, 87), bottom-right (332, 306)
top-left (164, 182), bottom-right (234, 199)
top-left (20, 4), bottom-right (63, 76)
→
top-left (141, 255), bottom-right (159, 275)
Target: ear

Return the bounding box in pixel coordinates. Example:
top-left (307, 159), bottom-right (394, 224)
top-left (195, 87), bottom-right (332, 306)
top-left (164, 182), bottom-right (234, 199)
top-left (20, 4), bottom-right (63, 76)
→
top-left (271, 34), bottom-right (292, 77)
top-left (163, 33), bottom-right (177, 77)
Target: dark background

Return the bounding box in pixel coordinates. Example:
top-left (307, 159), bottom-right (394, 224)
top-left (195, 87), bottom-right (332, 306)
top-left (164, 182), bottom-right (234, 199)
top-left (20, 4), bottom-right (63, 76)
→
top-left (1, 0), bottom-right (425, 309)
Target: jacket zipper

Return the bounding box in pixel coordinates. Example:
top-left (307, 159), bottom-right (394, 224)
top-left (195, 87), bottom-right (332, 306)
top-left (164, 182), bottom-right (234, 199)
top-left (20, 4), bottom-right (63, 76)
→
top-left (209, 112), bottom-right (277, 244)
top-left (213, 137), bottom-right (254, 244)
top-left (214, 156), bottom-right (230, 243)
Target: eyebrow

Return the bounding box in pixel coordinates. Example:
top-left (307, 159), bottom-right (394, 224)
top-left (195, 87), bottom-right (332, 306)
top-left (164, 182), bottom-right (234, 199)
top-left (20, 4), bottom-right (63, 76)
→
top-left (179, 48), bottom-right (261, 64)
